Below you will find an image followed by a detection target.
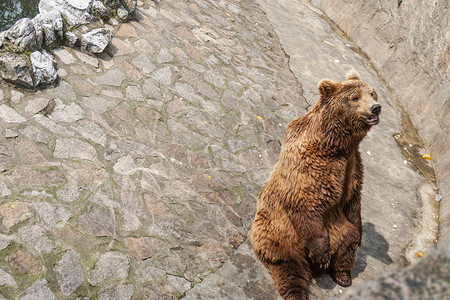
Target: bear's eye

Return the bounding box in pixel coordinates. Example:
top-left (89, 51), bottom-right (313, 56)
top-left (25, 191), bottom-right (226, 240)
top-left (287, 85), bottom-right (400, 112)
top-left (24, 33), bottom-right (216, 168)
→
top-left (352, 97), bottom-right (359, 102)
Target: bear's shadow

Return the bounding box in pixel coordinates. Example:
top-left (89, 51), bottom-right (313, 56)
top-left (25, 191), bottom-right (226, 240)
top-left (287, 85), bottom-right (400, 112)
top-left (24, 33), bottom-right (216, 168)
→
top-left (314, 222), bottom-right (393, 290)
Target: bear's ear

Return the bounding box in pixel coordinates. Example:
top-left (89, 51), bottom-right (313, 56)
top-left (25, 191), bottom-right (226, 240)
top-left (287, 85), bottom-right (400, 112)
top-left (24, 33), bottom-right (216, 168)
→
top-left (345, 70), bottom-right (361, 81)
top-left (318, 79), bottom-right (336, 98)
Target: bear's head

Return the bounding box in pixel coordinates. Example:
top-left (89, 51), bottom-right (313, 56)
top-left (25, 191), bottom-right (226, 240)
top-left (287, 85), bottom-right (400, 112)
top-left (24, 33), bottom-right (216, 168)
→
top-left (317, 70), bottom-right (381, 131)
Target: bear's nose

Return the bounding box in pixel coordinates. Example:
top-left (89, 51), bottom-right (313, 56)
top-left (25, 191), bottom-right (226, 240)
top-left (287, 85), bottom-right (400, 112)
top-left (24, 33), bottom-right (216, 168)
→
top-left (370, 104), bottom-right (382, 115)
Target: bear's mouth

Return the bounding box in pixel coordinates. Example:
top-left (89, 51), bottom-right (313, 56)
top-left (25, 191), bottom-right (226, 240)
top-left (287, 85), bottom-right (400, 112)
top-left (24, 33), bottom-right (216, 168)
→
top-left (363, 115), bottom-right (380, 125)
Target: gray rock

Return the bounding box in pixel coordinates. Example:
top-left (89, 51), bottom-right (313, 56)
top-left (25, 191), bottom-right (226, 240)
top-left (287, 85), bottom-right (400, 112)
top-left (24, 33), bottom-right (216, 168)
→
top-left (0, 53), bottom-right (34, 88)
top-left (32, 11), bottom-right (65, 48)
top-left (53, 138), bottom-right (97, 161)
top-left (39, 0), bottom-right (94, 28)
top-left (4, 18), bottom-right (37, 51)
top-left (338, 233), bottom-right (450, 300)
top-left (88, 251), bottom-right (129, 286)
top-left (92, 1), bottom-right (110, 19)
top-left (30, 50), bottom-right (58, 87)
top-left (131, 54), bottom-right (155, 74)
top-left (79, 206), bottom-right (121, 240)
top-left (54, 250), bottom-right (83, 296)
top-left (103, 0), bottom-right (121, 8)
top-left (117, 6), bottom-right (130, 21)
top-left (49, 99), bottom-right (84, 122)
top-left (65, 31), bottom-right (79, 47)
top-left (19, 125), bottom-right (51, 144)
top-left (21, 279), bottom-right (55, 300)
top-left (0, 105), bottom-right (27, 123)
top-left (98, 284), bottom-right (134, 300)
top-left (0, 268), bottom-right (16, 288)
top-left (81, 28), bottom-right (112, 54)
top-left (33, 202), bottom-right (72, 227)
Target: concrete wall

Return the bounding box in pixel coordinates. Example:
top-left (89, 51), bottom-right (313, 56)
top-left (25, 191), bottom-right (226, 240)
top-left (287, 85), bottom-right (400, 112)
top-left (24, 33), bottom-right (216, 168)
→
top-left (312, 0), bottom-right (449, 237)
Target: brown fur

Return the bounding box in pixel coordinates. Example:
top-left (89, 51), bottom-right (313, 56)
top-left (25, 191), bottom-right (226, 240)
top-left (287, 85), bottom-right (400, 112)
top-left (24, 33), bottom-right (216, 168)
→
top-left (251, 71), bottom-right (381, 300)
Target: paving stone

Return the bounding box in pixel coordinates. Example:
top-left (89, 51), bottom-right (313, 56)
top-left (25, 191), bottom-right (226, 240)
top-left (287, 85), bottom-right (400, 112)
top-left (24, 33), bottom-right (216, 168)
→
top-left (127, 237), bottom-right (164, 259)
top-left (98, 284), bottom-right (134, 300)
top-left (113, 155), bottom-right (138, 175)
top-left (54, 250), bottom-right (83, 296)
top-left (4, 128), bottom-right (18, 138)
top-left (131, 53), bottom-right (155, 74)
top-left (125, 85), bottom-right (144, 102)
top-left (82, 96), bottom-right (119, 114)
top-left (53, 138), bottom-right (97, 161)
top-left (21, 190), bottom-right (52, 198)
top-left (46, 81), bottom-right (77, 102)
top-left (153, 66), bottom-right (172, 85)
top-left (0, 182), bottom-right (12, 197)
top-left (0, 201), bottom-right (32, 229)
top-left (56, 186), bottom-right (83, 203)
top-left (110, 37), bottom-right (136, 56)
top-left (157, 48), bottom-right (174, 63)
top-left (144, 284), bottom-right (177, 300)
top-left (0, 268), bottom-right (17, 288)
top-left (7, 167), bottom-right (65, 187)
top-left (21, 279), bottom-right (55, 300)
top-left (17, 224), bottom-right (53, 253)
top-left (49, 99), bottom-right (85, 122)
top-left (11, 90), bottom-right (24, 104)
top-left (54, 225), bottom-right (101, 259)
top-left (167, 275), bottom-right (191, 294)
top-left (96, 68), bottom-right (126, 86)
top-left (25, 98), bottom-right (50, 114)
top-left (136, 264), bottom-right (166, 282)
top-left (88, 251), bottom-right (130, 286)
top-left (72, 121), bottom-right (107, 145)
top-left (34, 114), bottom-right (75, 136)
top-left (0, 105), bottom-right (27, 123)
top-left (90, 185), bottom-right (118, 208)
top-left (6, 250), bottom-right (41, 275)
top-left (74, 51), bottom-right (99, 67)
top-left (79, 205), bottom-right (121, 240)
top-left (19, 125), bottom-right (51, 144)
top-left (33, 202), bottom-right (72, 227)
top-left (14, 139), bottom-right (47, 164)
top-left (53, 48), bottom-right (77, 65)
top-left (0, 234), bottom-right (12, 251)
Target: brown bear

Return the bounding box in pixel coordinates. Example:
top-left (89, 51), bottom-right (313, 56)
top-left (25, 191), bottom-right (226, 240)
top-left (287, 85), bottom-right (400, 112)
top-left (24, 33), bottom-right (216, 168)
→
top-left (251, 71), bottom-right (381, 300)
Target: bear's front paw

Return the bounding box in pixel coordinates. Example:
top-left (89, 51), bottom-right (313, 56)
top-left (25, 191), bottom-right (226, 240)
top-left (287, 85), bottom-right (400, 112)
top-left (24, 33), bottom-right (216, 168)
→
top-left (308, 248), bottom-right (331, 268)
top-left (332, 271), bottom-right (352, 287)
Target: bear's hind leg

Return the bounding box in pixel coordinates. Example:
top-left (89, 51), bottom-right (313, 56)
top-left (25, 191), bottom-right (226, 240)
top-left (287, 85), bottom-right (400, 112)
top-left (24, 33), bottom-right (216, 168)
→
top-left (267, 258), bottom-right (312, 300)
top-left (330, 225), bottom-right (360, 287)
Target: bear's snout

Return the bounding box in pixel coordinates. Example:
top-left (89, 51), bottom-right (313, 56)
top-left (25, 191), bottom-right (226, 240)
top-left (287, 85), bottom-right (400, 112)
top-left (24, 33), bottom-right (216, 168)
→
top-left (370, 104), bottom-right (382, 115)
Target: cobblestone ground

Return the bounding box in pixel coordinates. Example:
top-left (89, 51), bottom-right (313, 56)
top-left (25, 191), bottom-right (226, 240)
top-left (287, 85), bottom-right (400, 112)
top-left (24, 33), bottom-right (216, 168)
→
top-left (0, 0), bottom-right (435, 299)
top-left (0, 0), bottom-right (306, 298)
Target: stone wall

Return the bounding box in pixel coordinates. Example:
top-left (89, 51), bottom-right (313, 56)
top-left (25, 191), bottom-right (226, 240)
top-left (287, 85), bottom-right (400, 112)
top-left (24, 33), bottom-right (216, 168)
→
top-left (312, 0), bottom-right (449, 238)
